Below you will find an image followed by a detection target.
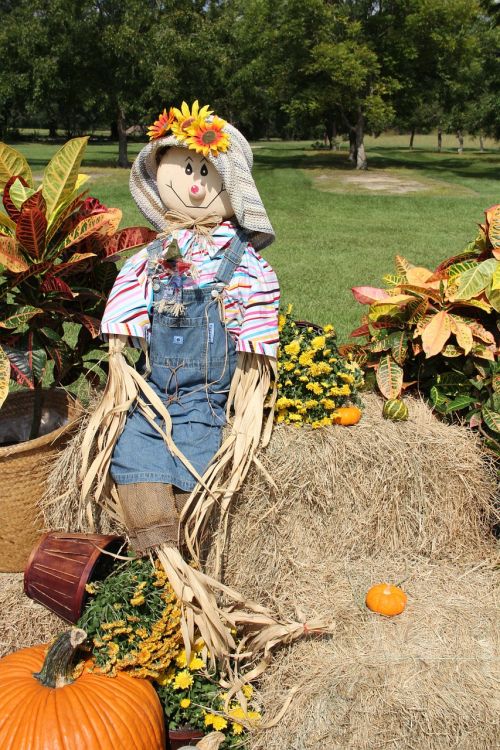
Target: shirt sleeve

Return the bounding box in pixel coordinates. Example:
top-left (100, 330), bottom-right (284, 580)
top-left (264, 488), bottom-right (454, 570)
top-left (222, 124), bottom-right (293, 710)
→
top-left (233, 245), bottom-right (280, 358)
top-left (100, 247), bottom-right (152, 348)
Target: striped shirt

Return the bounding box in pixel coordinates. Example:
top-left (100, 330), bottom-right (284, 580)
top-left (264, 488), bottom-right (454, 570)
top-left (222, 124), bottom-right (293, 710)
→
top-left (101, 221), bottom-right (280, 358)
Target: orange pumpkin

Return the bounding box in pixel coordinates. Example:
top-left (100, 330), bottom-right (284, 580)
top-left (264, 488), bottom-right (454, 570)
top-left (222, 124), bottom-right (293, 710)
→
top-left (365, 583), bottom-right (407, 616)
top-left (0, 628), bottom-right (165, 750)
top-left (333, 406), bottom-right (362, 426)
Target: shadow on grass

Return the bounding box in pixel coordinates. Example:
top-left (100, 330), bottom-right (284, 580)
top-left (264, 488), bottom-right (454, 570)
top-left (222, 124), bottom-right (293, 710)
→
top-left (254, 146), bottom-right (500, 182)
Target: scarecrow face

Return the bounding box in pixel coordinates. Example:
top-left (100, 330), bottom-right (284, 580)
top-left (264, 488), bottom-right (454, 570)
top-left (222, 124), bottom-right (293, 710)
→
top-left (156, 146), bottom-right (233, 220)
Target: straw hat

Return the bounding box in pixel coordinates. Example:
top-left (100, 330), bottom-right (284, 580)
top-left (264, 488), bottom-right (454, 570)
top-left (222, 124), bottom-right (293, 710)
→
top-left (130, 118), bottom-right (275, 250)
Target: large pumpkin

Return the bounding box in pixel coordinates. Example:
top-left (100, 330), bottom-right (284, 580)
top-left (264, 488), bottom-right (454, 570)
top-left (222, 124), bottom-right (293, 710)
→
top-left (0, 628), bottom-right (165, 750)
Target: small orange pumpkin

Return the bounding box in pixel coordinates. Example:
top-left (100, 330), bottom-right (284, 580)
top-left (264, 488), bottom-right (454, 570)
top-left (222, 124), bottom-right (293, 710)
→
top-left (365, 583), bottom-right (407, 616)
top-left (332, 405), bottom-right (362, 426)
top-left (0, 628), bottom-right (166, 750)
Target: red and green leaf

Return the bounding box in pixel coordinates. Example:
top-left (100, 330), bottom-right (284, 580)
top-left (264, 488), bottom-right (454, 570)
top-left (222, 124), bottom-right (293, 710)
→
top-left (0, 305), bottom-right (43, 329)
top-left (53, 212), bottom-right (119, 256)
top-left (0, 346), bottom-right (10, 408)
top-left (3, 346), bottom-right (33, 388)
top-left (16, 192), bottom-right (47, 259)
top-left (376, 354), bottom-right (403, 399)
top-left (2, 175), bottom-right (29, 221)
top-left (73, 313), bottom-right (101, 338)
top-left (0, 235), bottom-right (29, 272)
top-left (40, 275), bottom-right (75, 298)
top-left (0, 143), bottom-right (33, 191)
top-left (42, 136), bottom-right (89, 218)
top-left (102, 226), bottom-right (156, 259)
top-left (421, 311), bottom-right (452, 357)
top-left (484, 204), bottom-right (500, 249)
top-left (482, 405), bottom-right (500, 434)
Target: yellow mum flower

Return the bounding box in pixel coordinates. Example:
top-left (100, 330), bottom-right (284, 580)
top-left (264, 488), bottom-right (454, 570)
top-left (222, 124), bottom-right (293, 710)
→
top-left (85, 583), bottom-right (98, 594)
top-left (284, 340), bottom-right (300, 356)
top-left (156, 666), bottom-right (175, 686)
top-left (321, 398), bottom-right (336, 410)
top-left (174, 670), bottom-right (194, 690)
top-left (232, 722), bottom-right (244, 735)
top-left (339, 373), bottom-right (355, 384)
top-left (242, 684), bottom-right (254, 699)
top-left (308, 362), bottom-right (332, 377)
top-left (306, 382), bottom-right (324, 395)
top-left (284, 361), bottom-right (294, 371)
top-left (188, 656), bottom-right (205, 671)
top-left (276, 397), bottom-right (294, 410)
top-left (211, 715), bottom-right (228, 731)
top-left (278, 314), bottom-right (286, 331)
top-left (324, 324), bottom-right (335, 333)
top-left (176, 650), bottom-right (187, 668)
top-left (299, 350), bottom-right (315, 367)
top-left (311, 335), bottom-right (326, 350)
top-left (299, 375), bottom-right (309, 382)
top-left (288, 413), bottom-right (302, 421)
top-left (276, 413), bottom-right (286, 423)
top-left (180, 698), bottom-right (191, 709)
top-left (130, 594), bottom-right (145, 607)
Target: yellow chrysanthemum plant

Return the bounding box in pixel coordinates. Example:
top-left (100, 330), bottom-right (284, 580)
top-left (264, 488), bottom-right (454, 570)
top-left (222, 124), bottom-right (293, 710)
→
top-left (147, 100), bottom-right (231, 157)
top-left (79, 558), bottom-right (261, 748)
top-left (276, 305), bottom-right (364, 427)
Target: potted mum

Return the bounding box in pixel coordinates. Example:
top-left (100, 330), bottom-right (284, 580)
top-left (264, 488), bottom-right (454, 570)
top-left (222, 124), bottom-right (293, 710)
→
top-left (79, 558), bottom-right (261, 750)
top-left (0, 138), bottom-right (156, 570)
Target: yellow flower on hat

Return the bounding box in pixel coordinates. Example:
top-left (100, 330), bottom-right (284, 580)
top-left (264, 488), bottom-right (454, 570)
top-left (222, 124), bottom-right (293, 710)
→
top-left (147, 107), bottom-right (175, 140)
top-left (186, 115), bottom-right (230, 157)
top-left (171, 100), bottom-right (213, 141)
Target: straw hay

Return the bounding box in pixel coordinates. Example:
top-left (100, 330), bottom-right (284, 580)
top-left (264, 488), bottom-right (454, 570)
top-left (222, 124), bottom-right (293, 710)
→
top-left (0, 574), bottom-right (63, 657)
top-left (244, 557), bottom-right (499, 750)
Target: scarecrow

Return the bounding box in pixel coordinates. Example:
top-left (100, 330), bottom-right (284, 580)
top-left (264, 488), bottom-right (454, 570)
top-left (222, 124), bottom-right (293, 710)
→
top-left (81, 102), bottom-right (329, 670)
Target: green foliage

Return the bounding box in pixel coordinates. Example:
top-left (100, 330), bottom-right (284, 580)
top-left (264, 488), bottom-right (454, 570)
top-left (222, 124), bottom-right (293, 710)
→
top-left (350, 205), bottom-right (500, 451)
top-left (0, 139), bottom-right (155, 409)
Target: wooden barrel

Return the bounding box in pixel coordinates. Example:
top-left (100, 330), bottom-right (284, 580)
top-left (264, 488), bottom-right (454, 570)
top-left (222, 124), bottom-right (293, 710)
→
top-left (24, 532), bottom-right (126, 623)
top-left (168, 728), bottom-right (205, 749)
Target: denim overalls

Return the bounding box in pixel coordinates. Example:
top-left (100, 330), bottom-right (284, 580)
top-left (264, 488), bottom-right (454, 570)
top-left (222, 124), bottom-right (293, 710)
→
top-left (110, 231), bottom-right (247, 491)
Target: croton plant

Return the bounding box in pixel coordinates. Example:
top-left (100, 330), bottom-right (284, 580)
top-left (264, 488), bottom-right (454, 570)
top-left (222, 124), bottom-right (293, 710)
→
top-left (0, 137), bottom-right (156, 418)
top-left (349, 204), bottom-right (500, 452)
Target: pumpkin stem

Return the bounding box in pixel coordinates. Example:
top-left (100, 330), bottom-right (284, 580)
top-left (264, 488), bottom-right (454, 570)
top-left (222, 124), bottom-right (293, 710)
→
top-left (33, 628), bottom-right (87, 688)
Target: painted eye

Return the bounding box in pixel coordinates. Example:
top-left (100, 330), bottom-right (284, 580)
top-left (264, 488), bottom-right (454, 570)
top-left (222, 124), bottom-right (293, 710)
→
top-left (201, 164), bottom-right (208, 177)
top-left (185, 163), bottom-right (193, 175)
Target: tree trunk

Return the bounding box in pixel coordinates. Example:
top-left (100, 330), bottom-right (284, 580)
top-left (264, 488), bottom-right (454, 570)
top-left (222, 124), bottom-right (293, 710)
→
top-left (437, 128), bottom-right (442, 152)
top-left (409, 127), bottom-right (415, 149)
top-left (117, 107), bottom-right (129, 168)
top-left (456, 130), bottom-right (464, 154)
top-left (348, 130), bottom-right (356, 163)
top-left (479, 134), bottom-right (485, 153)
top-left (48, 122), bottom-right (58, 138)
top-left (332, 121), bottom-right (338, 150)
top-left (355, 111), bottom-right (367, 170)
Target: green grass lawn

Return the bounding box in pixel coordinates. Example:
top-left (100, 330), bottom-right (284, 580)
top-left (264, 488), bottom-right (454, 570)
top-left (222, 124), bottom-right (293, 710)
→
top-left (8, 134), bottom-right (500, 341)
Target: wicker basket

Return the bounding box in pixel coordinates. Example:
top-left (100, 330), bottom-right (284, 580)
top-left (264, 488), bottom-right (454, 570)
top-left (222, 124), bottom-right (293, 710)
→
top-left (0, 389), bottom-right (83, 573)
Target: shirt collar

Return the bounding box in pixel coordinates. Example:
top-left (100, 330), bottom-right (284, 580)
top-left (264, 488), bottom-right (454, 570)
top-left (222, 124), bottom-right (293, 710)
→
top-left (174, 221), bottom-right (237, 259)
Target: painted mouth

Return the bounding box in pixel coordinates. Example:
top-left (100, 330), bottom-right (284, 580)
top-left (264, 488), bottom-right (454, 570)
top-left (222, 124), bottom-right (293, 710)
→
top-left (167, 182), bottom-right (225, 209)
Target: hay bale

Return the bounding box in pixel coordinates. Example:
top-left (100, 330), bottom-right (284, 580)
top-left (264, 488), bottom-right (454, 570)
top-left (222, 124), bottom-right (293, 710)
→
top-left (246, 557), bottom-right (499, 750)
top-left (0, 574), bottom-right (64, 657)
top-left (221, 394), bottom-right (497, 587)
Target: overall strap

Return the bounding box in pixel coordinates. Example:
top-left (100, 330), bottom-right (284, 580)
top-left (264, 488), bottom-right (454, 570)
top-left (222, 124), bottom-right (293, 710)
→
top-left (214, 228), bottom-right (248, 286)
top-left (146, 238), bottom-right (164, 261)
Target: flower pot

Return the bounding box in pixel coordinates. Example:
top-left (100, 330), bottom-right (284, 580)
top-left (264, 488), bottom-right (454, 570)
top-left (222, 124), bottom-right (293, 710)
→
top-left (24, 531), bottom-right (126, 623)
top-left (0, 389), bottom-right (83, 572)
top-left (168, 728), bottom-right (205, 749)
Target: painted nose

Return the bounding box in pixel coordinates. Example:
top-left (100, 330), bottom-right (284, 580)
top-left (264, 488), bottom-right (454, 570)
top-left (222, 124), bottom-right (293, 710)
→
top-left (190, 183), bottom-right (206, 201)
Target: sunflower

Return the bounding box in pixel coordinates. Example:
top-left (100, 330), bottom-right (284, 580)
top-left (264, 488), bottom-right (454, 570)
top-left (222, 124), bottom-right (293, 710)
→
top-left (171, 100), bottom-right (213, 142)
top-left (147, 108), bottom-right (175, 140)
top-left (185, 115), bottom-right (230, 157)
